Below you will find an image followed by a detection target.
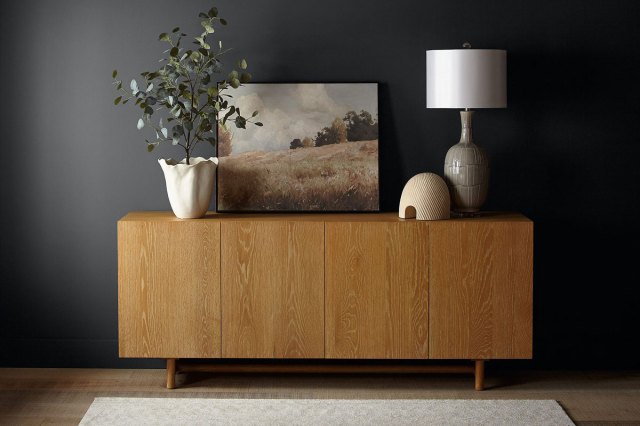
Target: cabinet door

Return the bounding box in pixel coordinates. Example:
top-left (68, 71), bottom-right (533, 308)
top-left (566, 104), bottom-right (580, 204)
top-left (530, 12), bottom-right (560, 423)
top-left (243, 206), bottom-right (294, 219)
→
top-left (429, 221), bottom-right (533, 359)
top-left (325, 222), bottom-right (429, 359)
top-left (221, 221), bottom-right (324, 358)
top-left (118, 220), bottom-right (220, 358)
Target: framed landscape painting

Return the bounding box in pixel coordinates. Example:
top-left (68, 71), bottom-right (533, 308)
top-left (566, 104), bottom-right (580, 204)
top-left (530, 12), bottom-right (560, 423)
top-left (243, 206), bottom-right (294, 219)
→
top-left (216, 83), bottom-right (379, 212)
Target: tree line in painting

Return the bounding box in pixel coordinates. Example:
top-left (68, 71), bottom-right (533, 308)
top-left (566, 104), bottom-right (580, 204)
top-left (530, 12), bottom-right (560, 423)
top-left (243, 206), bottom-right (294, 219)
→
top-left (290, 110), bottom-right (378, 149)
top-left (216, 109), bottom-right (378, 157)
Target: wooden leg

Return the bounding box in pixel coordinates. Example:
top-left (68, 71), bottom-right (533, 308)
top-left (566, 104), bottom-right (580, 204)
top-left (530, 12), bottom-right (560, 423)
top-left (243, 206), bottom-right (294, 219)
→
top-left (474, 360), bottom-right (485, 391)
top-left (166, 358), bottom-right (176, 389)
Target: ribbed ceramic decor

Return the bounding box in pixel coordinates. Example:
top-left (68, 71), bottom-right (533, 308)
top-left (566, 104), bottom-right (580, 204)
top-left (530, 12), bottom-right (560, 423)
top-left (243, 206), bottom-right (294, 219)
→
top-left (399, 173), bottom-right (450, 220)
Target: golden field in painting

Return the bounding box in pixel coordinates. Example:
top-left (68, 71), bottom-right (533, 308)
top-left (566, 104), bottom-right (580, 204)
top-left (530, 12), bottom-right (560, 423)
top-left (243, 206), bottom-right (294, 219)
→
top-left (217, 140), bottom-right (379, 211)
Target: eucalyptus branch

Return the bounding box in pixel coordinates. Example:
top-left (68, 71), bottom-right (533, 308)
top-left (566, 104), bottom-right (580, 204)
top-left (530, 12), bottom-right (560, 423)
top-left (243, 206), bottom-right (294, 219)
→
top-left (112, 4), bottom-right (260, 165)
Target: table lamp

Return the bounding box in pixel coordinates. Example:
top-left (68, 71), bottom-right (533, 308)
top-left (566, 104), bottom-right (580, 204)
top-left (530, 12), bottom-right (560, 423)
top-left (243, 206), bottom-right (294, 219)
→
top-left (426, 45), bottom-right (507, 215)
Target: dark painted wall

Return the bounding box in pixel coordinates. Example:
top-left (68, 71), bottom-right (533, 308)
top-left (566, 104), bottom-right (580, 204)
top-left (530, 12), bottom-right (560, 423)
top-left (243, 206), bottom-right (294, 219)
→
top-left (1, 0), bottom-right (638, 368)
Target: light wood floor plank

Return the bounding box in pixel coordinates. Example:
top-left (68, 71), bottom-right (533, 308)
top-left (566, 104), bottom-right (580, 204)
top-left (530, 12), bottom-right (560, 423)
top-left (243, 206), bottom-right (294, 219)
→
top-left (0, 369), bottom-right (638, 425)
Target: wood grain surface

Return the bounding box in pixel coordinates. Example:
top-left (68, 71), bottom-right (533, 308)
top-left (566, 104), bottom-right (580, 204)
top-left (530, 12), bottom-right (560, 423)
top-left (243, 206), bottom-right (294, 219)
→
top-left (221, 221), bottom-right (324, 358)
top-left (2, 368), bottom-right (639, 425)
top-left (325, 222), bottom-right (429, 359)
top-left (119, 211), bottom-right (530, 223)
top-left (429, 221), bottom-right (533, 359)
top-left (118, 220), bottom-right (220, 358)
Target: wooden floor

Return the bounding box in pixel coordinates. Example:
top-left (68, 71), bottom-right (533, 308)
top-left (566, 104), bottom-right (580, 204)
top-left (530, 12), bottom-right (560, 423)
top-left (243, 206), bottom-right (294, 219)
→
top-left (0, 368), bottom-right (639, 425)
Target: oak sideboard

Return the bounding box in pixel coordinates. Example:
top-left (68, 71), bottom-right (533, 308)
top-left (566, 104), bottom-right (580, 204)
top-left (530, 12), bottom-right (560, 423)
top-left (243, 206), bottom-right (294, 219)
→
top-left (118, 211), bottom-right (533, 390)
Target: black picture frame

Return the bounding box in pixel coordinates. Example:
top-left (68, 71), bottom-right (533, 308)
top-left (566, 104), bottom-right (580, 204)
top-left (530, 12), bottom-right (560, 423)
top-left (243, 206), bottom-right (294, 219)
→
top-left (216, 82), bottom-right (380, 213)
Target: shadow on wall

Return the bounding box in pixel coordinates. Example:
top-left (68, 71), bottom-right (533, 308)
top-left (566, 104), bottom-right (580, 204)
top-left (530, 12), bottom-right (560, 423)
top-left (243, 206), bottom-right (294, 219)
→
top-left (378, 83), bottom-right (403, 211)
top-left (497, 49), bottom-right (640, 368)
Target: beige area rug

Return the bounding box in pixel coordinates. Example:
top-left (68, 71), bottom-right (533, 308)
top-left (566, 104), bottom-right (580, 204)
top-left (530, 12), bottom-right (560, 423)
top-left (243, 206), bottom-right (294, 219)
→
top-left (80, 397), bottom-right (574, 425)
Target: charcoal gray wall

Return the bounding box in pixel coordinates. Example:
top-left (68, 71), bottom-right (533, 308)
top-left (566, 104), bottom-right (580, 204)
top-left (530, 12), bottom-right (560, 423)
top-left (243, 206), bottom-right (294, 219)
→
top-left (1, 0), bottom-right (638, 368)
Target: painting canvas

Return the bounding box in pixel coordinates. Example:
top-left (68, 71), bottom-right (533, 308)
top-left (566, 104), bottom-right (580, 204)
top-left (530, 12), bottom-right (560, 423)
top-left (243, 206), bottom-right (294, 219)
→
top-left (216, 83), bottom-right (379, 212)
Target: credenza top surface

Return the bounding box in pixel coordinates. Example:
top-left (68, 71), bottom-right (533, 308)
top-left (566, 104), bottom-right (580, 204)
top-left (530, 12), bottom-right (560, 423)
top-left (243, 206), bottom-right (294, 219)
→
top-left (119, 211), bottom-right (532, 223)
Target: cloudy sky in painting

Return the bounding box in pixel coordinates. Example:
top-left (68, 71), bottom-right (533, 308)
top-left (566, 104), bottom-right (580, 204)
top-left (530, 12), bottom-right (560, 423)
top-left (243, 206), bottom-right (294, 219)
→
top-left (223, 83), bottom-right (378, 154)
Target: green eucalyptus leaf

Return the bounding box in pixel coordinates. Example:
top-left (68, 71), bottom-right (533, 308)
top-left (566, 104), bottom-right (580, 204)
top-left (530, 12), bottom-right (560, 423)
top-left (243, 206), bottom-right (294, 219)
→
top-left (235, 116), bottom-right (246, 129)
top-left (207, 87), bottom-right (219, 97)
top-left (184, 121), bottom-right (193, 131)
top-left (112, 69), bottom-right (118, 78)
top-left (137, 118), bottom-right (145, 130)
top-left (198, 12), bottom-right (208, 18)
top-left (208, 7), bottom-right (218, 17)
top-left (172, 27), bottom-right (180, 33)
top-left (159, 33), bottom-right (170, 42)
top-left (230, 78), bottom-right (240, 89)
top-left (252, 110), bottom-right (259, 117)
top-left (114, 96), bottom-right (122, 105)
top-left (147, 144), bottom-right (155, 152)
top-left (201, 21), bottom-right (214, 33)
top-left (223, 106), bottom-right (236, 122)
top-left (170, 47), bottom-right (179, 57)
top-left (238, 59), bottom-right (247, 70)
top-left (240, 72), bottom-right (252, 83)
top-left (144, 106), bottom-right (153, 115)
top-left (220, 18), bottom-right (227, 25)
top-left (255, 122), bottom-right (263, 126)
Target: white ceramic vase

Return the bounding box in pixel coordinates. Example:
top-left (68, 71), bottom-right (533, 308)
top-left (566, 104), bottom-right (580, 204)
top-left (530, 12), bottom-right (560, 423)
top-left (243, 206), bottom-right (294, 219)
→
top-left (158, 157), bottom-right (218, 219)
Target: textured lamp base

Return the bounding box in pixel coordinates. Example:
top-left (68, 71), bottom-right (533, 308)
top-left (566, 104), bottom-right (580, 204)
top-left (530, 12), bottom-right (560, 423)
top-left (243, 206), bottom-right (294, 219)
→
top-left (444, 111), bottom-right (489, 214)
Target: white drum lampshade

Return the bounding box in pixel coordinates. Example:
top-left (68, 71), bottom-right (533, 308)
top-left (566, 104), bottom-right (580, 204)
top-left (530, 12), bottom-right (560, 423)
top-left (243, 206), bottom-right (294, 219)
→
top-left (426, 49), bottom-right (507, 109)
top-left (426, 47), bottom-right (507, 215)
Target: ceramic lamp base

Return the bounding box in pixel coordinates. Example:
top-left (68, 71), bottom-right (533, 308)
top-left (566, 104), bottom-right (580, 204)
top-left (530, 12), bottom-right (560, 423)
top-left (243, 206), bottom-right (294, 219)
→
top-left (443, 111), bottom-right (490, 214)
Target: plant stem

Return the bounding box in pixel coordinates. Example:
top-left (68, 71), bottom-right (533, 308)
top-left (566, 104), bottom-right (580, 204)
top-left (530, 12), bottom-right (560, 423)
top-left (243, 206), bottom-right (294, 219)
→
top-left (185, 128), bottom-right (191, 165)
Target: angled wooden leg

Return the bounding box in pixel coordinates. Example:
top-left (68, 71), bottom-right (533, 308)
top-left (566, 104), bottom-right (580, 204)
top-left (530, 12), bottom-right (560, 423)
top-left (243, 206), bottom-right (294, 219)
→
top-left (474, 360), bottom-right (485, 391)
top-left (166, 358), bottom-right (177, 389)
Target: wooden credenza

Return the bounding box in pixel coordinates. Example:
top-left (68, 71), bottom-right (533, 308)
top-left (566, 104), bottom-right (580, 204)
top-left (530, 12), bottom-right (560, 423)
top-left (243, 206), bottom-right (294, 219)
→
top-left (118, 212), bottom-right (533, 389)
